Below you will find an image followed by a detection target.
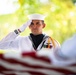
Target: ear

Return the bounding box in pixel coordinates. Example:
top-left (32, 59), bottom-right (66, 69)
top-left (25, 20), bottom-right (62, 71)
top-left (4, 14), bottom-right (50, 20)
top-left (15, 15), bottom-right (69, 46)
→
top-left (43, 24), bottom-right (46, 28)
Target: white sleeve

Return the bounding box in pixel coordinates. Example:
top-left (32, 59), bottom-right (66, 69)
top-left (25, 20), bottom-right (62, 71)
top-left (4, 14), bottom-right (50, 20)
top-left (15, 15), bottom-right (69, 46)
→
top-left (0, 32), bottom-right (19, 50)
top-left (61, 34), bottom-right (76, 59)
top-left (49, 35), bottom-right (76, 66)
top-left (54, 39), bottom-right (61, 50)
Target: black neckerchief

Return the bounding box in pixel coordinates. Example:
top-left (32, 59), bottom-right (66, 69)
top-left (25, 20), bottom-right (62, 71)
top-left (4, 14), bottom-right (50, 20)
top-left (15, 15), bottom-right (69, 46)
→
top-left (29, 33), bottom-right (45, 50)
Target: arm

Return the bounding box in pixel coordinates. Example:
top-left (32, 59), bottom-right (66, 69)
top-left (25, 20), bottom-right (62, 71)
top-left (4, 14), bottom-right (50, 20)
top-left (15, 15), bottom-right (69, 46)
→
top-left (54, 39), bottom-right (61, 50)
top-left (61, 34), bottom-right (76, 59)
top-left (0, 32), bottom-right (19, 49)
top-left (0, 20), bottom-right (32, 50)
top-left (50, 35), bottom-right (76, 66)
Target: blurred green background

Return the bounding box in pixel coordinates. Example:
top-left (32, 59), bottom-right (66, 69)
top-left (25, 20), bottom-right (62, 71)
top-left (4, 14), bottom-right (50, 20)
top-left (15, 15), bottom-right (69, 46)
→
top-left (0, 0), bottom-right (76, 44)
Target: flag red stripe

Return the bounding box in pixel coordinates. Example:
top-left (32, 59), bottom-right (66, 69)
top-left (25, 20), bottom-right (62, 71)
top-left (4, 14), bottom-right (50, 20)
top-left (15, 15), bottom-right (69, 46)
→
top-left (0, 52), bottom-right (76, 75)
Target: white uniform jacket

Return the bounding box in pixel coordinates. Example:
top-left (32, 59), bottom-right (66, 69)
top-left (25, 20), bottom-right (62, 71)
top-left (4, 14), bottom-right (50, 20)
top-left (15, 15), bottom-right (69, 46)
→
top-left (0, 32), bottom-right (76, 66)
top-left (0, 32), bottom-right (60, 52)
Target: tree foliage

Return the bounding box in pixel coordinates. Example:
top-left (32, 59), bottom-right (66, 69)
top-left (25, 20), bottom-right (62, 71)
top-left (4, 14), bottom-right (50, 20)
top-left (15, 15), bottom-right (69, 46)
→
top-left (0, 0), bottom-right (76, 44)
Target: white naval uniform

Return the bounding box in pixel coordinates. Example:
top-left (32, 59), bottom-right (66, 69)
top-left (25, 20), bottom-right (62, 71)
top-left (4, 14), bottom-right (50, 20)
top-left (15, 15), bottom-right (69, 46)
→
top-left (38, 34), bottom-right (76, 66)
top-left (0, 31), bottom-right (60, 52)
top-left (61, 34), bottom-right (76, 59)
top-left (49, 34), bottom-right (76, 66)
top-left (0, 31), bottom-right (76, 66)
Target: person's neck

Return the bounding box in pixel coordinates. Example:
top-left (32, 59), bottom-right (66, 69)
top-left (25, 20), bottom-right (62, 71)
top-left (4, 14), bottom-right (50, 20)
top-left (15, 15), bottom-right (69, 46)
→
top-left (30, 33), bottom-right (43, 36)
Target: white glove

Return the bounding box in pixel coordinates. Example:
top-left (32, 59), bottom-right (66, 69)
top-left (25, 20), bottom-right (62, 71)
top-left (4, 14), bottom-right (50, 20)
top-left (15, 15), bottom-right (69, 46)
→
top-left (18, 19), bottom-right (32, 33)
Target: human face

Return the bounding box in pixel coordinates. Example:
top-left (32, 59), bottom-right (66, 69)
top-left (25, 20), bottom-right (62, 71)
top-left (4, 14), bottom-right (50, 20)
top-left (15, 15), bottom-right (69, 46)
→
top-left (29, 20), bottom-right (45, 35)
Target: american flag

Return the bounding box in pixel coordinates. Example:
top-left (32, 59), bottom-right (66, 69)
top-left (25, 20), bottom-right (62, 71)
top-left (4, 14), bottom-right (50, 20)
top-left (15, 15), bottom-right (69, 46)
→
top-left (0, 50), bottom-right (76, 75)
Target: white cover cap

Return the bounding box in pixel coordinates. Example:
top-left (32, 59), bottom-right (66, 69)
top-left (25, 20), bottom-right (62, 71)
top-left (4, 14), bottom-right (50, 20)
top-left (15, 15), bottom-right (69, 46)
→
top-left (61, 34), bottom-right (76, 58)
top-left (28, 13), bottom-right (46, 20)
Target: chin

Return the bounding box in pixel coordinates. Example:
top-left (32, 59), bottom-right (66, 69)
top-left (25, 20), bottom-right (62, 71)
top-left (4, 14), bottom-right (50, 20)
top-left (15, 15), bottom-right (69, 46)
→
top-left (32, 33), bottom-right (40, 35)
top-left (33, 33), bottom-right (38, 35)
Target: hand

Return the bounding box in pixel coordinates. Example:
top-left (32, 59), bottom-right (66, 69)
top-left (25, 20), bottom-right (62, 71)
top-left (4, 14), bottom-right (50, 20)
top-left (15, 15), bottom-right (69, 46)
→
top-left (18, 19), bottom-right (32, 33)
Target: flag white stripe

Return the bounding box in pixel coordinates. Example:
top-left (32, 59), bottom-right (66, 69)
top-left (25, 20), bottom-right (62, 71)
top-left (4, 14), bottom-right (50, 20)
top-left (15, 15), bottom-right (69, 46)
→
top-left (0, 52), bottom-right (76, 75)
top-left (0, 59), bottom-right (64, 75)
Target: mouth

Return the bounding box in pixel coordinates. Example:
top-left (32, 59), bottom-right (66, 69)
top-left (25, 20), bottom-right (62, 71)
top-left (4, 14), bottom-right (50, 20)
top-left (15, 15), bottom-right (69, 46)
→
top-left (33, 29), bottom-right (37, 31)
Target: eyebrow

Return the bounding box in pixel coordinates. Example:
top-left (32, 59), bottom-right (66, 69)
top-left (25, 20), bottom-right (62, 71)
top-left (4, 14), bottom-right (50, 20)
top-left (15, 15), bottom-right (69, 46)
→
top-left (31, 21), bottom-right (40, 25)
top-left (36, 22), bottom-right (40, 24)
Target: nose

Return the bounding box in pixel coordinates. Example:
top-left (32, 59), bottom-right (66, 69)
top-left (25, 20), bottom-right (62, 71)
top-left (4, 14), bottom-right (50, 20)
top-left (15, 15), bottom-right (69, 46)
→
top-left (33, 24), bottom-right (37, 28)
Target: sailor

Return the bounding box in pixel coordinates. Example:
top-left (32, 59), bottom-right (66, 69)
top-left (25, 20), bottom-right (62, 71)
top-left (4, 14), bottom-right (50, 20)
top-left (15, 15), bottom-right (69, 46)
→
top-left (0, 13), bottom-right (60, 52)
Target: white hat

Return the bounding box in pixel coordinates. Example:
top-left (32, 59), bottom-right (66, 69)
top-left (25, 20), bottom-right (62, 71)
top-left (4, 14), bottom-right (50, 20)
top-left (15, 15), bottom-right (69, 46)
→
top-left (61, 34), bottom-right (76, 58)
top-left (28, 13), bottom-right (46, 20)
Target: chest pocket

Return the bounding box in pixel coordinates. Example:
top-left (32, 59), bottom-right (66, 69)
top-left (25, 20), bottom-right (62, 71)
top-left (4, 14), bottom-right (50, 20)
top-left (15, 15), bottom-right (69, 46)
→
top-left (43, 36), bottom-right (56, 49)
